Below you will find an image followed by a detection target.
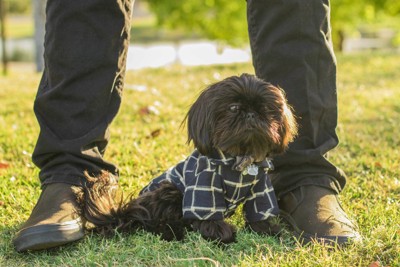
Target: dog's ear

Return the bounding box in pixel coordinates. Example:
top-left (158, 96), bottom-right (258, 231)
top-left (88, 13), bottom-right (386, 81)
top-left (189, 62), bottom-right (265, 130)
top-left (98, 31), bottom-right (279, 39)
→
top-left (269, 86), bottom-right (298, 155)
top-left (275, 103), bottom-right (297, 154)
top-left (185, 87), bottom-right (215, 156)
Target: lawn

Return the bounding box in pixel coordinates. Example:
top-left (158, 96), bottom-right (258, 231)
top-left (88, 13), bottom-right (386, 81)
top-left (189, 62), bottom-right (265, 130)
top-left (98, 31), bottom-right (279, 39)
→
top-left (0, 52), bottom-right (399, 266)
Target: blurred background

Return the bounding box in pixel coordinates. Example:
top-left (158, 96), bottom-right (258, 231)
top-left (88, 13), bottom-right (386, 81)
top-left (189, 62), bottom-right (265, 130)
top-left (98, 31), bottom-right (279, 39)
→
top-left (0, 0), bottom-right (399, 74)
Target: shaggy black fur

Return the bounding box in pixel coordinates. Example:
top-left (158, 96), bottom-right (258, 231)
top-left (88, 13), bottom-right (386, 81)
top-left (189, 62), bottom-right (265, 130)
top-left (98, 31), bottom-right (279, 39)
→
top-left (77, 175), bottom-right (187, 241)
top-left (76, 74), bottom-right (297, 244)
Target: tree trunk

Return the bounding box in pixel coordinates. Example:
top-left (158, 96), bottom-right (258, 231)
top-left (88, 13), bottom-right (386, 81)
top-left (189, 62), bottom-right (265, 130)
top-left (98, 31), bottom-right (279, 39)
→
top-left (0, 0), bottom-right (7, 75)
top-left (32, 0), bottom-right (46, 72)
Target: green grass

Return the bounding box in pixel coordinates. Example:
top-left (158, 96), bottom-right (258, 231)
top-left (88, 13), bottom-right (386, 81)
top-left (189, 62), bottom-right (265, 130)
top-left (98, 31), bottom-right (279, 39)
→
top-left (1, 52), bottom-right (400, 266)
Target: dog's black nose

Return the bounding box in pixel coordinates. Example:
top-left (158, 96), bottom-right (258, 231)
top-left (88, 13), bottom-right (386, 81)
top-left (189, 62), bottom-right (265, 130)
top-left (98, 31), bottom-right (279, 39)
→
top-left (246, 112), bottom-right (255, 120)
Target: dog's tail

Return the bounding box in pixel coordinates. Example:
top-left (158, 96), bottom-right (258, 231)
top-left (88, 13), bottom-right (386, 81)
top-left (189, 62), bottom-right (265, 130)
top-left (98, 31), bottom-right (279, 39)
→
top-left (75, 171), bottom-right (186, 240)
top-left (75, 171), bottom-right (149, 236)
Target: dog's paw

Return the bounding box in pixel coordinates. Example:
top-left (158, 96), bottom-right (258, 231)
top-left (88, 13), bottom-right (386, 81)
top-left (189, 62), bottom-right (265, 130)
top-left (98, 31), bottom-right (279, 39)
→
top-left (246, 216), bottom-right (281, 236)
top-left (192, 220), bottom-right (236, 244)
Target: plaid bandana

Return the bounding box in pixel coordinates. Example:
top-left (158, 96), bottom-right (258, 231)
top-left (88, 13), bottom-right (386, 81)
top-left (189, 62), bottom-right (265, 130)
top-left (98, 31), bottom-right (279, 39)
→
top-left (140, 149), bottom-right (279, 222)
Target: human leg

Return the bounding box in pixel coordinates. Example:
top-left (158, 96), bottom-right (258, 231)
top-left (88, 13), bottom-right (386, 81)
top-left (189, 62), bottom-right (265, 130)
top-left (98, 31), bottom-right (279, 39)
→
top-left (13, 0), bottom-right (133, 252)
top-left (246, 0), bottom-right (359, 244)
top-left (33, 0), bottom-right (133, 186)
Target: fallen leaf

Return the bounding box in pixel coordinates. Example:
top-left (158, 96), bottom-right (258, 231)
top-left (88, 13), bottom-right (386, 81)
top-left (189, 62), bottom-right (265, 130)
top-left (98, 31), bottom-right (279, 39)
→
top-left (139, 105), bottom-right (160, 116)
top-left (146, 129), bottom-right (162, 139)
top-left (139, 106), bottom-right (151, 116)
top-left (374, 162), bottom-right (383, 168)
top-left (0, 162), bottom-right (10, 169)
top-left (368, 261), bottom-right (390, 267)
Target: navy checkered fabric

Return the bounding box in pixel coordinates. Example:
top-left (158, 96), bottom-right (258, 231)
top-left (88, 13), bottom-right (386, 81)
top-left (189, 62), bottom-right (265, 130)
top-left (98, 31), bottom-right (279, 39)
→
top-left (140, 149), bottom-right (279, 222)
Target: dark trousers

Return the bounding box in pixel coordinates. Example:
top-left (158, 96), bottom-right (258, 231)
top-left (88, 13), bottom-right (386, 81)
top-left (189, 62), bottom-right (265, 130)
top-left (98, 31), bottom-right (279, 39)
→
top-left (247, 0), bottom-right (346, 195)
top-left (33, 0), bottom-right (346, 195)
top-left (33, 0), bottom-right (133, 186)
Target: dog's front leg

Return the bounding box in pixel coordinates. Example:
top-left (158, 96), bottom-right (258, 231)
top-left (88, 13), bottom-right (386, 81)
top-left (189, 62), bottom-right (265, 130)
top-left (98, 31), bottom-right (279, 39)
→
top-left (191, 220), bottom-right (236, 244)
top-left (246, 217), bottom-right (281, 236)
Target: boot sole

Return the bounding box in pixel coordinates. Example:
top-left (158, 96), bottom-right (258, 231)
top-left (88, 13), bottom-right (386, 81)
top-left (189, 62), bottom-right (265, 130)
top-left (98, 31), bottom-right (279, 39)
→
top-left (13, 219), bottom-right (84, 252)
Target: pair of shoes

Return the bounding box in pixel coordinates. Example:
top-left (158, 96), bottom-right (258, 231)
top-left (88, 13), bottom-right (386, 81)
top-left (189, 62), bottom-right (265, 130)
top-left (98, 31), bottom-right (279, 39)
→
top-left (13, 183), bottom-right (85, 252)
top-left (278, 185), bottom-right (361, 245)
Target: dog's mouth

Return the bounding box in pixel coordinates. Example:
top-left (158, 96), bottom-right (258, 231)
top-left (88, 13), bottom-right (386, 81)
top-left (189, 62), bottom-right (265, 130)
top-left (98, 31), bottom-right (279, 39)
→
top-left (245, 125), bottom-right (261, 132)
top-left (215, 130), bottom-right (271, 162)
top-left (243, 115), bottom-right (259, 129)
top-left (212, 116), bottom-right (275, 161)
top-left (245, 124), bottom-right (255, 130)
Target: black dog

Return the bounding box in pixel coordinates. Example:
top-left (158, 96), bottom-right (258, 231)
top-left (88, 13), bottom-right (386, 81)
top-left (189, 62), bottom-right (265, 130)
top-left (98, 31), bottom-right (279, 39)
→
top-left (76, 74), bottom-right (297, 243)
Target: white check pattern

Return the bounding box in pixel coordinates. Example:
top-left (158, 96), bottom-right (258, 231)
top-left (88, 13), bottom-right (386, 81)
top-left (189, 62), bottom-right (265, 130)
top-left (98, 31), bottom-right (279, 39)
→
top-left (140, 149), bottom-right (279, 222)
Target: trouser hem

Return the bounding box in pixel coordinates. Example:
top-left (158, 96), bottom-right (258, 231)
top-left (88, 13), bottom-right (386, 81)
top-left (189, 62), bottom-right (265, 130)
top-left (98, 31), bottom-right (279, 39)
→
top-left (275, 175), bottom-right (341, 199)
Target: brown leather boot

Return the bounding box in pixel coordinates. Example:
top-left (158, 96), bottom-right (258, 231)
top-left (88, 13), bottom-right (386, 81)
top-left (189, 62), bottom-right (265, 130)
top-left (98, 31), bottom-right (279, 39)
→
top-left (278, 185), bottom-right (361, 245)
top-left (13, 183), bottom-right (84, 252)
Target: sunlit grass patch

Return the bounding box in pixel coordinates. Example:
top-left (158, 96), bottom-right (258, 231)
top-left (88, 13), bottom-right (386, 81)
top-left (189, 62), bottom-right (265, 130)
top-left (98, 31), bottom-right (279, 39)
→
top-left (1, 52), bottom-right (399, 266)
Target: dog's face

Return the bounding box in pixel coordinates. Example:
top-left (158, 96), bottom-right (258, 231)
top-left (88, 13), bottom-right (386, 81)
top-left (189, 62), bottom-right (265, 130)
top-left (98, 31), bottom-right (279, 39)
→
top-left (186, 73), bottom-right (297, 162)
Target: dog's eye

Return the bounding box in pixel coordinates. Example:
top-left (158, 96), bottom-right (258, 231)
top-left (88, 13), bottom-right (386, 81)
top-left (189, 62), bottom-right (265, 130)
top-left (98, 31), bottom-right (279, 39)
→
top-left (229, 104), bottom-right (241, 113)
